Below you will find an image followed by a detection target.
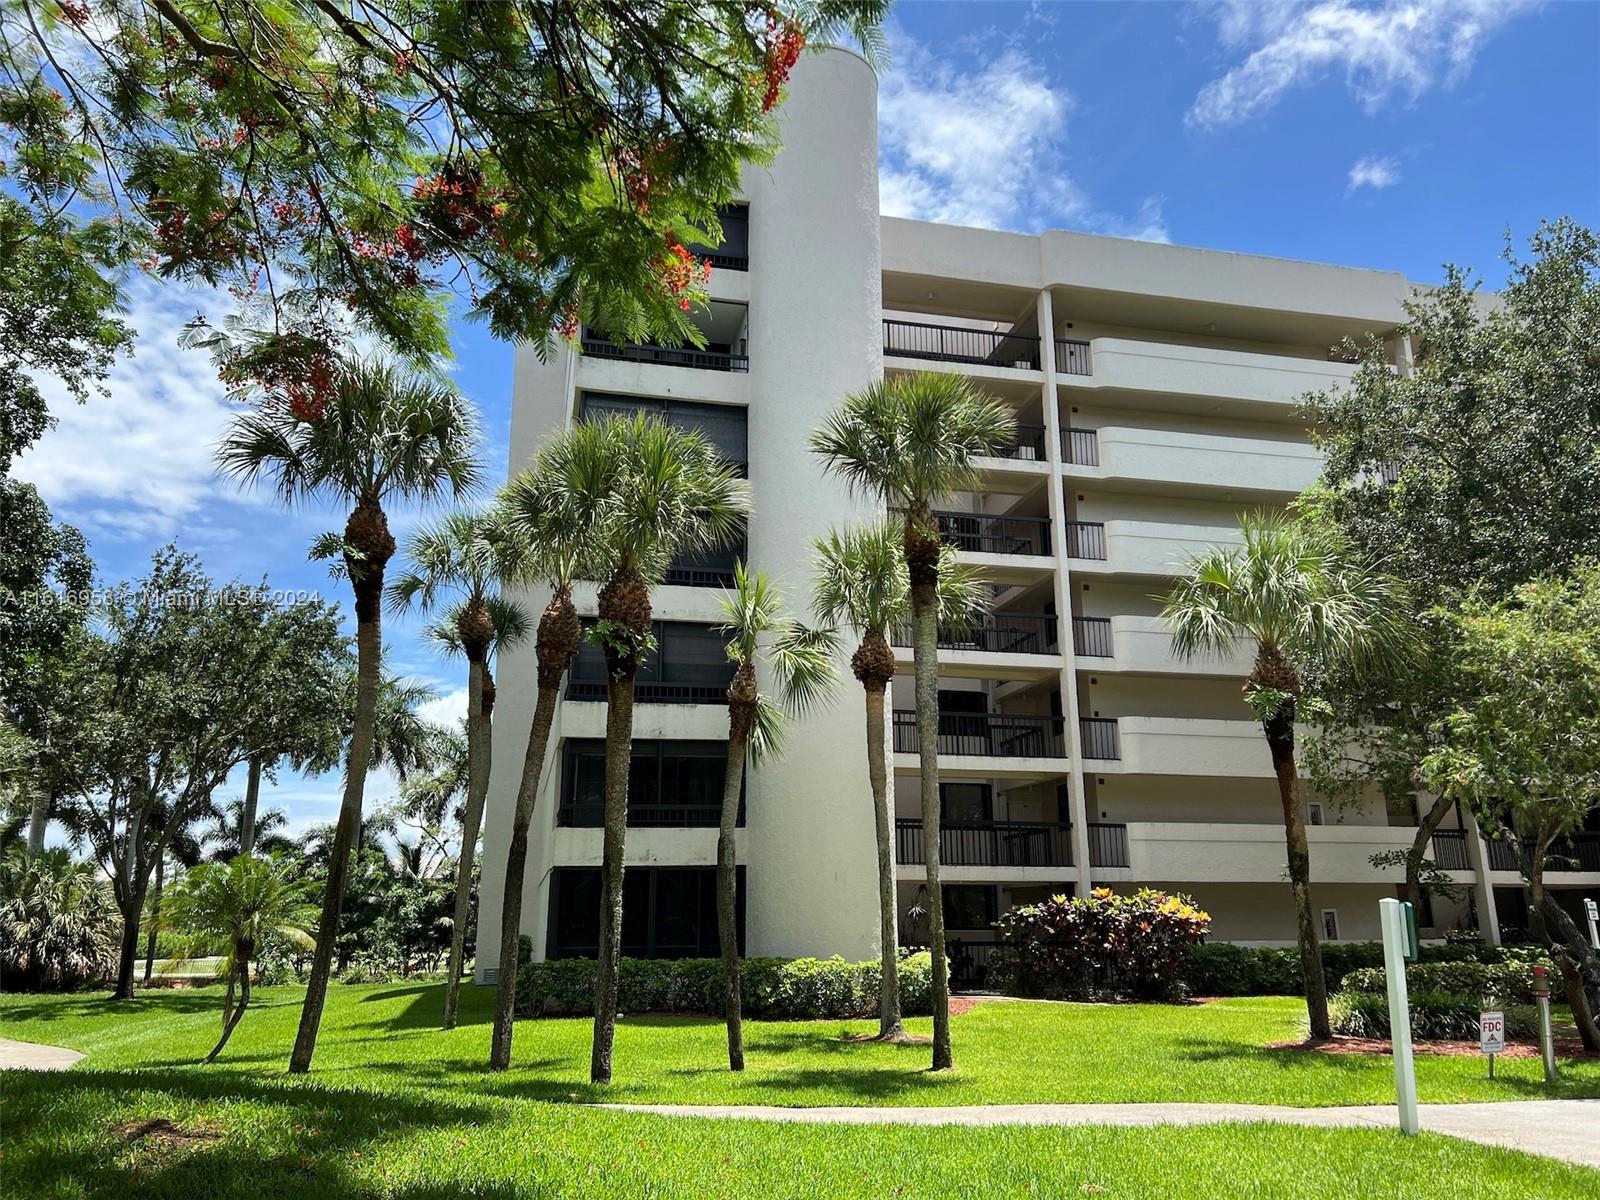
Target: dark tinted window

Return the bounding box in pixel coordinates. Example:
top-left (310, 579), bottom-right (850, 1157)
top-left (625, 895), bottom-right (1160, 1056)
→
top-left (943, 885), bottom-right (998, 931)
top-left (559, 739), bottom-right (740, 827)
top-left (941, 783), bottom-right (993, 822)
top-left (548, 866), bottom-right (744, 959)
top-left (580, 392), bottom-right (747, 470)
top-left (569, 621), bottom-right (735, 702)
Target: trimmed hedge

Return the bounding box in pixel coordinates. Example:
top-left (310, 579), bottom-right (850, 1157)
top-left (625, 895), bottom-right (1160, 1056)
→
top-left (1180, 939), bottom-right (1551, 998)
top-left (514, 953), bottom-right (933, 1020)
top-left (1330, 990), bottom-right (1540, 1040)
top-left (1340, 960), bottom-right (1552, 1005)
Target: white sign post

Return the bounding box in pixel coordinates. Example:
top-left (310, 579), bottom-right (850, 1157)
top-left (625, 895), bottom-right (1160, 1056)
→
top-left (1480, 1010), bottom-right (1505, 1079)
top-left (1585, 898), bottom-right (1599, 952)
top-left (1379, 898), bottom-right (1419, 1135)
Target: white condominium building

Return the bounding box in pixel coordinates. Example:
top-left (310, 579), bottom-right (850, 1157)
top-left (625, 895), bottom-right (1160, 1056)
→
top-left (477, 48), bottom-right (1599, 985)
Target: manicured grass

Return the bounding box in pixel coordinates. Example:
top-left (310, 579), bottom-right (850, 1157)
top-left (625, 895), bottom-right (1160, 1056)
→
top-left (3, 985), bottom-right (1597, 1199)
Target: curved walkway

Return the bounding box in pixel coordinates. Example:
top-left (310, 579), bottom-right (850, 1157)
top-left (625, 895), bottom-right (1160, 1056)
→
top-left (0, 1038), bottom-right (83, 1072)
top-left (597, 1100), bottom-right (1600, 1169)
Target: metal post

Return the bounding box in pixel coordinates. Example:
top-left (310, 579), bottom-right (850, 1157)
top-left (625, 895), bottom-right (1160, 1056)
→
top-left (1585, 898), bottom-right (1599, 952)
top-left (1532, 965), bottom-right (1558, 1084)
top-left (1379, 898), bottom-right (1419, 1135)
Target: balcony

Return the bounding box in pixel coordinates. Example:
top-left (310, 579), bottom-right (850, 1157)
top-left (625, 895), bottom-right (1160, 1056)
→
top-left (1071, 520), bottom-right (1245, 578)
top-left (891, 612), bottom-right (1058, 656)
top-left (662, 542), bottom-right (742, 589)
top-left (1430, 829), bottom-right (1472, 871)
top-left (896, 818), bottom-right (1073, 868)
top-left (992, 422), bottom-right (1048, 463)
top-left (1055, 338), bottom-right (1092, 377)
top-left (933, 510), bottom-right (1053, 557)
top-left (1073, 337), bottom-right (1362, 411)
top-left (1123, 822), bottom-right (1424, 884)
top-left (1079, 716), bottom-right (1120, 760)
top-left (1484, 833), bottom-right (1600, 874)
top-left (580, 337), bottom-right (749, 373)
top-left (883, 319), bottom-right (1041, 371)
top-left (567, 621), bottom-right (734, 705)
top-left (892, 710), bottom-right (1067, 759)
top-left (1062, 427), bottom-right (1099, 466)
top-left (685, 203), bottom-right (749, 271)
top-left (1071, 614), bottom-right (1254, 676)
top-left (1067, 426), bottom-right (1322, 497)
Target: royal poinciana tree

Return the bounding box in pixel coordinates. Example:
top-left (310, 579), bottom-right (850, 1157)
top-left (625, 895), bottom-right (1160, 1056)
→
top-left (1299, 217), bottom-right (1600, 938)
top-left (809, 521), bottom-right (985, 1042)
top-left (1162, 513), bottom-right (1412, 1040)
top-left (218, 356), bottom-right (479, 1072)
top-left (810, 373), bottom-right (1015, 1072)
top-left (1419, 563), bottom-right (1600, 1049)
top-left (4, 1), bottom-right (885, 415)
top-left (388, 508), bottom-right (528, 1031)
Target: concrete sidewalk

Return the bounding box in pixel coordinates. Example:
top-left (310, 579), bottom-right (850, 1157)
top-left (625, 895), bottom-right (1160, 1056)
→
top-left (0, 1038), bottom-right (84, 1072)
top-left (597, 1100), bottom-right (1600, 1169)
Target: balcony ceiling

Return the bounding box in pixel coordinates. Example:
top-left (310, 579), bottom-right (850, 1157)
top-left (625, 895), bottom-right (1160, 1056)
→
top-left (1049, 285), bottom-right (1397, 351)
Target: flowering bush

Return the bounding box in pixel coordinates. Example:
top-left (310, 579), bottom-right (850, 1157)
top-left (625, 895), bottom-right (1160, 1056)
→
top-left (992, 887), bottom-right (1211, 1001)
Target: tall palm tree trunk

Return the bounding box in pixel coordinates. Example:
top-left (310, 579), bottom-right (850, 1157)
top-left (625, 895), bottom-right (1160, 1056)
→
top-left (240, 757), bottom-right (263, 855)
top-left (860, 659), bottom-right (904, 1039)
top-left (591, 672), bottom-right (635, 1084)
top-left (207, 943), bottom-right (251, 1063)
top-left (290, 501), bottom-right (392, 1074)
top-left (26, 784), bottom-right (50, 855)
top-left (907, 512), bottom-right (953, 1070)
top-left (490, 585), bottom-right (578, 1071)
top-left (719, 663), bottom-right (756, 1071)
top-left (1263, 705), bottom-right (1330, 1038)
top-left (143, 854), bottom-right (164, 985)
top-left (592, 567), bottom-right (650, 1085)
top-left (442, 652), bottom-right (491, 1031)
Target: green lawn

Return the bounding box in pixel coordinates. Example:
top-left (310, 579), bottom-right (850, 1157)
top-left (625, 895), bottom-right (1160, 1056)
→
top-left (3, 984), bottom-right (1597, 1199)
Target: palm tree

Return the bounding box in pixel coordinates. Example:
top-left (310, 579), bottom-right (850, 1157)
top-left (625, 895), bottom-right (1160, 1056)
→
top-left (217, 356), bottom-right (480, 1074)
top-left (389, 509), bottom-right (530, 1030)
top-left (810, 373), bottom-right (1014, 1071)
top-left (484, 427), bottom-right (606, 1071)
top-left (713, 564), bottom-right (837, 1070)
top-left (0, 847), bottom-right (119, 990)
top-left (165, 854), bottom-right (317, 1062)
top-left (205, 799), bottom-right (293, 861)
top-left (810, 521), bottom-right (987, 1040)
top-left (575, 413), bottom-right (748, 1084)
top-left (1162, 511), bottom-right (1411, 1038)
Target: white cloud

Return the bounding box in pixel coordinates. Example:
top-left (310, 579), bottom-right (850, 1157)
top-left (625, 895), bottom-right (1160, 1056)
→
top-left (416, 685), bottom-right (469, 729)
top-left (1188, 0), bottom-right (1537, 129)
top-left (878, 31), bottom-right (1169, 243)
top-left (1347, 153), bottom-right (1401, 190)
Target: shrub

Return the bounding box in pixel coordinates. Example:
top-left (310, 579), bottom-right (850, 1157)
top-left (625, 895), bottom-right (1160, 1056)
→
top-left (514, 953), bottom-right (933, 1020)
top-left (1340, 960), bottom-right (1552, 1005)
top-left (1179, 938), bottom-right (1543, 997)
top-left (991, 888), bottom-right (1211, 1001)
top-left (0, 849), bottom-right (120, 991)
top-left (1329, 989), bottom-right (1540, 1040)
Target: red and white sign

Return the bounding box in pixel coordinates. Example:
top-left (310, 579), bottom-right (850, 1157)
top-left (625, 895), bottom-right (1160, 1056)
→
top-left (1480, 1011), bottom-right (1506, 1055)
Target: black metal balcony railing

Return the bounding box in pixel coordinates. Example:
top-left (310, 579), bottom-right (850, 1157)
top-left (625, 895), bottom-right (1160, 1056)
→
top-left (1485, 833), bottom-right (1600, 873)
top-left (995, 422), bottom-right (1048, 462)
top-left (567, 680), bottom-right (729, 704)
top-left (1062, 427), bottom-right (1099, 466)
top-left (1065, 521), bottom-right (1107, 560)
top-left (892, 710), bottom-right (1067, 758)
top-left (580, 337), bottom-right (750, 373)
top-left (558, 803), bottom-right (722, 829)
top-left (883, 319), bottom-right (1042, 370)
top-left (1055, 338), bottom-right (1092, 376)
top-left (1079, 716), bottom-right (1120, 760)
top-left (933, 510), bottom-right (1053, 556)
top-left (890, 612), bottom-right (1058, 656)
top-left (1429, 829), bottom-right (1472, 871)
top-left (895, 818), bottom-right (1074, 868)
top-left (1087, 821), bottom-right (1130, 868)
top-left (1072, 616), bottom-right (1113, 658)
top-left (661, 563), bottom-right (739, 588)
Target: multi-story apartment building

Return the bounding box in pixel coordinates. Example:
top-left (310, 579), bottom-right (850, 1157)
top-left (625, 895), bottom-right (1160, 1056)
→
top-left (476, 47), bottom-right (1600, 985)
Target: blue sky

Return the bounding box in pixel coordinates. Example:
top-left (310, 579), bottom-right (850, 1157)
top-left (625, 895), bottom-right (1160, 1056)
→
top-left (17, 0), bottom-right (1599, 839)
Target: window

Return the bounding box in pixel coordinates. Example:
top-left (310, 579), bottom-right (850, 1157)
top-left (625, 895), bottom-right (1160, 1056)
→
top-left (580, 393), bottom-right (748, 473)
top-left (1307, 802), bottom-right (1325, 827)
top-left (943, 885), bottom-right (998, 931)
top-left (547, 866), bottom-right (744, 959)
top-left (940, 783), bottom-right (993, 822)
top-left (568, 621), bottom-right (734, 703)
top-left (558, 739), bottom-right (740, 828)
top-left (1385, 791), bottom-right (1420, 827)
top-left (687, 203), bottom-right (749, 270)
top-left (1320, 909), bottom-right (1340, 940)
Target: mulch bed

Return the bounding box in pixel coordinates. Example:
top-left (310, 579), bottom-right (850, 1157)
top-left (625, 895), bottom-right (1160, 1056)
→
top-left (115, 1118), bottom-right (222, 1150)
top-left (1270, 1035), bottom-right (1599, 1060)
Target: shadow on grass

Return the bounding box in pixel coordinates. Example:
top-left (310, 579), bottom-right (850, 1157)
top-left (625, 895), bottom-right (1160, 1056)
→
top-left (0, 991), bottom-right (225, 1024)
top-left (1, 1065), bottom-right (502, 1200)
